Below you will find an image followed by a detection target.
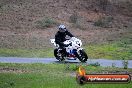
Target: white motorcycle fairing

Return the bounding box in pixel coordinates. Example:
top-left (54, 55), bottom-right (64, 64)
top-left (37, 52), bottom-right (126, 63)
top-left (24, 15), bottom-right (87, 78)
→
top-left (50, 37), bottom-right (88, 62)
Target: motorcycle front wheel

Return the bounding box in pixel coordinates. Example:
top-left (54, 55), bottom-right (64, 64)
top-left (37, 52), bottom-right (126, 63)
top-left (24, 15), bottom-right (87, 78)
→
top-left (76, 50), bottom-right (88, 62)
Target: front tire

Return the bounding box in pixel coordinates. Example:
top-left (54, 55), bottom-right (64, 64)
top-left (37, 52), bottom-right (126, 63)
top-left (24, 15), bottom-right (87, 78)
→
top-left (76, 50), bottom-right (88, 62)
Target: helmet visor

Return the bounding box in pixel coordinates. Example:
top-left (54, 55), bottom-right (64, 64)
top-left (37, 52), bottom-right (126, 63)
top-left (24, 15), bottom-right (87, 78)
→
top-left (59, 28), bottom-right (66, 32)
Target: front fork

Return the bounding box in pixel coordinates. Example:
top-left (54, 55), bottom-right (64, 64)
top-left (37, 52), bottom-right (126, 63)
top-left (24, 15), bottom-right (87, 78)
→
top-left (77, 48), bottom-right (83, 55)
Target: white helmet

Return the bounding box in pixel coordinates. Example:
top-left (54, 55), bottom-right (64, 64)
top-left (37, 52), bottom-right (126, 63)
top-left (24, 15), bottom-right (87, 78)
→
top-left (58, 25), bottom-right (66, 32)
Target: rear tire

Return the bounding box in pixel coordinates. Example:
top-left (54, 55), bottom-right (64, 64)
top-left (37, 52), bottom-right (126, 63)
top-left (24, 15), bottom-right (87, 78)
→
top-left (54, 49), bottom-right (65, 61)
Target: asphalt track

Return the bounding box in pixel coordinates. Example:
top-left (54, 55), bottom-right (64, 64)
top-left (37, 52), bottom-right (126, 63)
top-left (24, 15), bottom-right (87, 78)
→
top-left (0, 57), bottom-right (132, 68)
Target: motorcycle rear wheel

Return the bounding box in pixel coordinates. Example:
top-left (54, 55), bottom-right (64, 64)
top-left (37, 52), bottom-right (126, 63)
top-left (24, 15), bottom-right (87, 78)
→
top-left (54, 49), bottom-right (65, 61)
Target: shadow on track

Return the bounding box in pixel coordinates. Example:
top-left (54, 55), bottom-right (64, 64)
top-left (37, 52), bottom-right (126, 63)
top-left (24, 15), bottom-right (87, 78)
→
top-left (54, 60), bottom-right (86, 64)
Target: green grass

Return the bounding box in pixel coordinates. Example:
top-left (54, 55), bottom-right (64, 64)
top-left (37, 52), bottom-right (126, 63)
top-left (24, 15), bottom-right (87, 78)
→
top-left (0, 41), bottom-right (131, 60)
top-left (0, 38), bottom-right (131, 60)
top-left (0, 48), bottom-right (54, 58)
top-left (84, 38), bottom-right (132, 60)
top-left (0, 63), bottom-right (132, 88)
top-left (85, 44), bottom-right (131, 60)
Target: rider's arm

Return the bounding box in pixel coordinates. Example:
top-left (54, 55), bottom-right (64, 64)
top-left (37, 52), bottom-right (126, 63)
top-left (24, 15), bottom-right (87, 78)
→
top-left (66, 30), bottom-right (74, 37)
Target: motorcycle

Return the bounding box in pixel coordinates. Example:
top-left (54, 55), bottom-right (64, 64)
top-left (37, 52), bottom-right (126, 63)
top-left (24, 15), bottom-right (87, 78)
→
top-left (50, 37), bottom-right (88, 62)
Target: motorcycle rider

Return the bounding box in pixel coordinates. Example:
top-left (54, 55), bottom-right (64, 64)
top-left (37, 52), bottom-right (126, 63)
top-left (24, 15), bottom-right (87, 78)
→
top-left (55, 25), bottom-right (74, 56)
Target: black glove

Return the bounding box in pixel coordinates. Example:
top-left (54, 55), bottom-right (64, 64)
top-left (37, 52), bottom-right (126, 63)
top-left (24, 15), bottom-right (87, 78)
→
top-left (64, 44), bottom-right (69, 47)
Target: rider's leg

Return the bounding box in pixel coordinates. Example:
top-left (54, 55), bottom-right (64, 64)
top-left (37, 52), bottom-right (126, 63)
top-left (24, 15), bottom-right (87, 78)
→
top-left (59, 46), bottom-right (67, 56)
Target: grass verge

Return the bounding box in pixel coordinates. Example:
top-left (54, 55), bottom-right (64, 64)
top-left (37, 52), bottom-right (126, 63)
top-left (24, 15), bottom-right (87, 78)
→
top-left (0, 38), bottom-right (131, 60)
top-left (85, 28), bottom-right (132, 60)
top-left (0, 48), bottom-right (54, 58)
top-left (85, 38), bottom-right (132, 60)
top-left (0, 63), bottom-right (132, 88)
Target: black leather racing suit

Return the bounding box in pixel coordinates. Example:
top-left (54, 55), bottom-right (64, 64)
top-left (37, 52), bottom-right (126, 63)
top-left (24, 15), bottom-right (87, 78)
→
top-left (55, 30), bottom-right (74, 56)
top-left (55, 30), bottom-right (74, 48)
